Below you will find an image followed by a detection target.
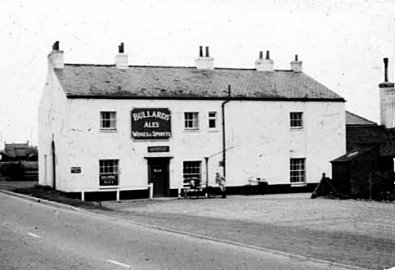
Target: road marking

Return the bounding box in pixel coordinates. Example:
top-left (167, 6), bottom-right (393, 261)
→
top-left (106, 259), bottom-right (131, 269)
top-left (27, 232), bottom-right (40, 238)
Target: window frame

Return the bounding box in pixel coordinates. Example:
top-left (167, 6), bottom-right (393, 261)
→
top-left (100, 111), bottom-right (117, 131)
top-left (184, 112), bottom-right (199, 130)
top-left (208, 111), bottom-right (217, 130)
top-left (290, 112), bottom-right (303, 129)
top-left (290, 158), bottom-right (306, 185)
top-left (183, 160), bottom-right (202, 186)
top-left (99, 159), bottom-right (119, 186)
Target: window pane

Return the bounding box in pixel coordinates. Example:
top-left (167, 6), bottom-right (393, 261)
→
top-left (183, 161), bottom-right (201, 185)
top-left (290, 158), bottom-right (305, 183)
top-left (184, 112), bottom-right (199, 129)
top-left (290, 112), bottom-right (303, 128)
top-left (100, 111), bottom-right (116, 129)
top-left (208, 111), bottom-right (217, 128)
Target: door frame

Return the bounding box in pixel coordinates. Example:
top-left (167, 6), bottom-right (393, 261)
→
top-left (146, 157), bottom-right (170, 197)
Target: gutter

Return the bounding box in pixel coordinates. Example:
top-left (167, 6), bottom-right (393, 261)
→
top-left (221, 85), bottom-right (232, 177)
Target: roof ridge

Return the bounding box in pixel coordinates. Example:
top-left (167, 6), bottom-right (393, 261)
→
top-left (64, 63), bottom-right (295, 72)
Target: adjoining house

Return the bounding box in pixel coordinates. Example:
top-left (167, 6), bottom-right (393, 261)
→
top-left (38, 42), bottom-right (346, 200)
top-left (330, 59), bottom-right (395, 199)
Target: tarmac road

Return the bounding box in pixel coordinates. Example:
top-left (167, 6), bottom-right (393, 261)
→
top-left (0, 192), bottom-right (363, 270)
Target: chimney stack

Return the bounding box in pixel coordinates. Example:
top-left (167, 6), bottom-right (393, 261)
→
top-left (115, 42), bottom-right (128, 69)
top-left (48, 41), bottom-right (64, 69)
top-left (195, 46), bottom-right (214, 70)
top-left (255, 50), bottom-right (274, 72)
top-left (379, 57), bottom-right (395, 128)
top-left (290, 54), bottom-right (303, 73)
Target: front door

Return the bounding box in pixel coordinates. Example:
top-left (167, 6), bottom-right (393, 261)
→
top-left (148, 158), bottom-right (169, 197)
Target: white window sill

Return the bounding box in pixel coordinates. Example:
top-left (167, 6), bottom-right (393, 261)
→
top-left (184, 129), bottom-right (200, 132)
top-left (100, 129), bottom-right (117, 133)
top-left (208, 128), bottom-right (219, 132)
top-left (290, 127), bottom-right (303, 131)
top-left (290, 183), bottom-right (307, 187)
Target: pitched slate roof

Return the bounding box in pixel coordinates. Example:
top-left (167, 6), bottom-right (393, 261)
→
top-left (54, 64), bottom-right (345, 101)
top-left (331, 146), bottom-right (377, 163)
top-left (346, 111), bottom-right (377, 126)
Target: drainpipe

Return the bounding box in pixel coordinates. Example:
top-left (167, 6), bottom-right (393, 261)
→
top-left (221, 85), bottom-right (231, 177)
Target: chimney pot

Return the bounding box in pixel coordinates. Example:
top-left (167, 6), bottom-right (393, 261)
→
top-left (384, 58), bottom-right (389, 82)
top-left (52, 41), bottom-right (59, 51)
top-left (259, 51), bottom-right (263, 59)
top-left (266, 50), bottom-right (270, 60)
top-left (295, 54), bottom-right (298, 61)
top-left (205, 46), bottom-right (209, 57)
top-left (118, 42), bottom-right (124, 54)
top-left (199, 46), bottom-right (203, 57)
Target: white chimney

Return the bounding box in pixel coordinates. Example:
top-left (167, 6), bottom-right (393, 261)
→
top-left (115, 42), bottom-right (128, 69)
top-left (255, 50), bottom-right (274, 72)
top-left (195, 46), bottom-right (214, 70)
top-left (290, 54), bottom-right (303, 72)
top-left (379, 58), bottom-right (395, 128)
top-left (48, 41), bottom-right (64, 69)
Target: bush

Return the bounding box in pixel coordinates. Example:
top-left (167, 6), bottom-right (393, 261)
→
top-left (0, 162), bottom-right (23, 180)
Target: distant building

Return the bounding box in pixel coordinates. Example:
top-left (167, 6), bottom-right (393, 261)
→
top-left (38, 42), bottom-right (346, 199)
top-left (0, 142), bottom-right (38, 161)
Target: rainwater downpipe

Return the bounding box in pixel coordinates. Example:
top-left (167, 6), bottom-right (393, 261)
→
top-left (221, 85), bottom-right (231, 177)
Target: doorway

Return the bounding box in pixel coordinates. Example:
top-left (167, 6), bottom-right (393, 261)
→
top-left (147, 158), bottom-right (170, 197)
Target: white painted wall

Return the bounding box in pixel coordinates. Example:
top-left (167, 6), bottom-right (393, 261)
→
top-left (42, 97), bottom-right (345, 193)
top-left (38, 64), bottom-right (71, 189)
top-left (225, 101), bottom-right (345, 186)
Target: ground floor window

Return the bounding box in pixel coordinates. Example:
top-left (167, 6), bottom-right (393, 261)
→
top-left (99, 159), bottom-right (119, 186)
top-left (183, 161), bottom-right (201, 187)
top-left (290, 158), bottom-right (305, 184)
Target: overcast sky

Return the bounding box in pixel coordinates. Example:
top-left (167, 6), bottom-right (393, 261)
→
top-left (1, 0), bottom-right (395, 145)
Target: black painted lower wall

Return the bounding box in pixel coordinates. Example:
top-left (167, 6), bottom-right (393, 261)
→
top-left (67, 183), bottom-right (318, 201)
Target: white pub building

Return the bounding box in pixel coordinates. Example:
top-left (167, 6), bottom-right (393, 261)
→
top-left (38, 42), bottom-right (346, 200)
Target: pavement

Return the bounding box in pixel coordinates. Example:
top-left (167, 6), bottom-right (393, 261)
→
top-left (0, 191), bottom-right (365, 270)
top-left (1, 181), bottom-right (394, 269)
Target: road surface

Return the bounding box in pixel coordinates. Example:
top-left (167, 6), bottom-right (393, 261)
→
top-left (0, 192), bottom-right (362, 270)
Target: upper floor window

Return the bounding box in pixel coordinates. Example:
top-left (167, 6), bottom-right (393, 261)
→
top-left (290, 112), bottom-right (303, 129)
top-left (100, 111), bottom-right (116, 130)
top-left (290, 158), bottom-right (305, 185)
top-left (208, 111), bottom-right (217, 129)
top-left (184, 112), bottom-right (199, 130)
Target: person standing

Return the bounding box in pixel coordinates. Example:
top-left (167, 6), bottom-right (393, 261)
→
top-left (215, 172), bottom-right (226, 198)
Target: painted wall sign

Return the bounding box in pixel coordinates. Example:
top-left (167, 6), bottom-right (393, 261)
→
top-left (131, 108), bottom-right (171, 139)
top-left (148, 146), bottom-right (170, 153)
top-left (71, 167), bottom-right (81, 174)
top-left (99, 174), bottom-right (118, 186)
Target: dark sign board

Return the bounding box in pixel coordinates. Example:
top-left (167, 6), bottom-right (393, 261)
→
top-left (99, 174), bottom-right (118, 186)
top-left (131, 108), bottom-right (171, 140)
top-left (148, 146), bottom-right (170, 153)
top-left (71, 167), bottom-right (81, 174)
